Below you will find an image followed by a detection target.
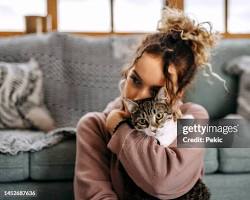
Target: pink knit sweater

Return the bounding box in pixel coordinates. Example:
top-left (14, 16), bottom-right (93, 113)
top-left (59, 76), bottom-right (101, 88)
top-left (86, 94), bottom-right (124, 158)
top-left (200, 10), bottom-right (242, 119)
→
top-left (74, 96), bottom-right (208, 200)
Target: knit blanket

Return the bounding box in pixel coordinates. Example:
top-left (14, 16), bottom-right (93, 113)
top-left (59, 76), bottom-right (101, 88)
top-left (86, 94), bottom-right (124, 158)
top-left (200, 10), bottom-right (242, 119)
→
top-left (0, 113), bottom-right (248, 155)
top-left (0, 127), bottom-right (76, 155)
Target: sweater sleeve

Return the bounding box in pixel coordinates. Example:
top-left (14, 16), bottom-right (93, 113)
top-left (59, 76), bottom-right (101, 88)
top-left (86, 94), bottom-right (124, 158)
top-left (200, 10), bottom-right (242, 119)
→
top-left (107, 103), bottom-right (208, 199)
top-left (74, 112), bottom-right (118, 200)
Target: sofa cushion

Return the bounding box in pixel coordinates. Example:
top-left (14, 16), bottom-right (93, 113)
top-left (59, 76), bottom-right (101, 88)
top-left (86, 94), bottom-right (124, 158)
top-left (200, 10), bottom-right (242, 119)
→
top-left (0, 181), bottom-right (73, 200)
top-left (0, 32), bottom-right (64, 129)
top-left (30, 139), bottom-right (76, 180)
top-left (204, 148), bottom-right (218, 174)
top-left (218, 148), bottom-right (250, 173)
top-left (224, 56), bottom-right (250, 120)
top-left (52, 34), bottom-right (142, 127)
top-left (204, 174), bottom-right (250, 200)
top-left (0, 152), bottom-right (29, 182)
top-left (50, 34), bottom-right (114, 127)
top-left (0, 58), bottom-right (55, 131)
top-left (184, 39), bottom-right (250, 119)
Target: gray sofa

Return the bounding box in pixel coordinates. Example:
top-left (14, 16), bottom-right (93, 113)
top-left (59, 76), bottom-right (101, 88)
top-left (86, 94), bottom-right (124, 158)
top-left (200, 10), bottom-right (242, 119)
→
top-left (0, 32), bottom-right (250, 200)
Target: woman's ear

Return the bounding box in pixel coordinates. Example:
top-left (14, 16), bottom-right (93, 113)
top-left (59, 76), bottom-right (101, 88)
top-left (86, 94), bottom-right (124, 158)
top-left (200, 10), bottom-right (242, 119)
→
top-left (118, 78), bottom-right (126, 93)
top-left (167, 63), bottom-right (179, 95)
top-left (177, 90), bottom-right (184, 98)
top-left (168, 63), bottom-right (176, 75)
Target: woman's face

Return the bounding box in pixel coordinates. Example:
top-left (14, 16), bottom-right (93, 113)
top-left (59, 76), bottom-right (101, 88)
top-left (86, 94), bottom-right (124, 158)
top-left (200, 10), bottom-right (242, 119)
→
top-left (123, 52), bottom-right (178, 101)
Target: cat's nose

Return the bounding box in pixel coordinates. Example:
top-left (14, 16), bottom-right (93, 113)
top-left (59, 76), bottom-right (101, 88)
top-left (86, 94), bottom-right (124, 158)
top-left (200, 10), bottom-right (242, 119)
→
top-left (151, 128), bottom-right (157, 133)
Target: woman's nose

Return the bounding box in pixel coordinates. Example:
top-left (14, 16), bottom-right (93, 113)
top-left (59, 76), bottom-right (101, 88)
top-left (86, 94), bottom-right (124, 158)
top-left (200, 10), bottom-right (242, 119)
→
top-left (134, 88), bottom-right (151, 101)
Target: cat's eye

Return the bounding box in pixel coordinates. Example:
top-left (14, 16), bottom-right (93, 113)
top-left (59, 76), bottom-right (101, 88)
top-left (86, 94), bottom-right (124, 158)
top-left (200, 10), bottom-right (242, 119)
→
top-left (156, 113), bottom-right (163, 120)
top-left (138, 118), bottom-right (146, 125)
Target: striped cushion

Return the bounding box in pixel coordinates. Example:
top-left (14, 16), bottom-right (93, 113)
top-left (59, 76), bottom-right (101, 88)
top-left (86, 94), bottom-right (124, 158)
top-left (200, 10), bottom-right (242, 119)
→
top-left (0, 59), bottom-right (55, 132)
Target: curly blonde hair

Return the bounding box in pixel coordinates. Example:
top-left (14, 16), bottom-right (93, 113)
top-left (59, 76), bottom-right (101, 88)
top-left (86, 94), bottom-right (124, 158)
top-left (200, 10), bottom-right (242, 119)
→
top-left (121, 6), bottom-right (221, 107)
top-left (157, 6), bottom-right (220, 68)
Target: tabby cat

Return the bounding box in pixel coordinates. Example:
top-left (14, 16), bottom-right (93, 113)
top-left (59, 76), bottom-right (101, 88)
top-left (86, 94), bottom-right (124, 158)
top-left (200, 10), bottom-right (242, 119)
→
top-left (122, 86), bottom-right (181, 137)
top-left (118, 79), bottom-right (211, 200)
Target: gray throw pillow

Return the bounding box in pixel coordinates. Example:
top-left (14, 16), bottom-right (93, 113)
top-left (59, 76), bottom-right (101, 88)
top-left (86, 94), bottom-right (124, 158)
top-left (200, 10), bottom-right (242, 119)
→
top-left (224, 56), bottom-right (250, 120)
top-left (0, 58), bottom-right (56, 132)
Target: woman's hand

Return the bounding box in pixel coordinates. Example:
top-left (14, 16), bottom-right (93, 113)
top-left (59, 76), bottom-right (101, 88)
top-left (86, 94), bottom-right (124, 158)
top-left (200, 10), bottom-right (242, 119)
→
top-left (105, 109), bottom-right (130, 134)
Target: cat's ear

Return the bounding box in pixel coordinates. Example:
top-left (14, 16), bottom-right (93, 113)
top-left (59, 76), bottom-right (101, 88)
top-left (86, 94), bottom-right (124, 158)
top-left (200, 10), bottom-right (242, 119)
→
top-left (123, 98), bottom-right (138, 113)
top-left (155, 87), bottom-right (168, 102)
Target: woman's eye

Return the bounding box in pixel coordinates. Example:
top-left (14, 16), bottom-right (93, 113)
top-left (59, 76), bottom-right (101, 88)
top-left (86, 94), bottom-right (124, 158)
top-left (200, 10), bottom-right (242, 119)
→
top-left (130, 75), bottom-right (141, 86)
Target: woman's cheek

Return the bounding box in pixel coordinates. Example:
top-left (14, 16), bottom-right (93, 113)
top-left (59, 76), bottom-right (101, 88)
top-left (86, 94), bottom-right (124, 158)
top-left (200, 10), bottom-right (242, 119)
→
top-left (123, 80), bottom-right (137, 99)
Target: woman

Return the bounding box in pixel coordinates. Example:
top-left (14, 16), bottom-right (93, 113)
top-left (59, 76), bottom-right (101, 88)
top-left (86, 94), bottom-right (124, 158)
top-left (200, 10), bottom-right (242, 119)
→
top-left (74, 7), bottom-right (218, 200)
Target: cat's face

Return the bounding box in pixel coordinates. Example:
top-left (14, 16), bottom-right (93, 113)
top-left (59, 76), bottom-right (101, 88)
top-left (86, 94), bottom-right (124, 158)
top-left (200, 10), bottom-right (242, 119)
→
top-left (123, 87), bottom-right (173, 137)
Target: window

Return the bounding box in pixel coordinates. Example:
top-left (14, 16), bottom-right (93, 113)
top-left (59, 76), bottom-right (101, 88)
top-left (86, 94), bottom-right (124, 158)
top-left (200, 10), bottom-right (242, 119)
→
top-left (184, 0), bottom-right (224, 32)
top-left (183, 0), bottom-right (250, 35)
top-left (58, 0), bottom-right (163, 33)
top-left (0, 0), bottom-right (46, 31)
top-left (58, 0), bottom-right (111, 32)
top-left (114, 0), bottom-right (162, 32)
top-left (228, 0), bottom-right (250, 33)
top-left (0, 0), bottom-right (250, 38)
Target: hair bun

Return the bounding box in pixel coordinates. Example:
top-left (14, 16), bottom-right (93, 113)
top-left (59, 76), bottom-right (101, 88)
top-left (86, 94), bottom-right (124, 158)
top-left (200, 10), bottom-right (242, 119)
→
top-left (157, 6), bottom-right (220, 68)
